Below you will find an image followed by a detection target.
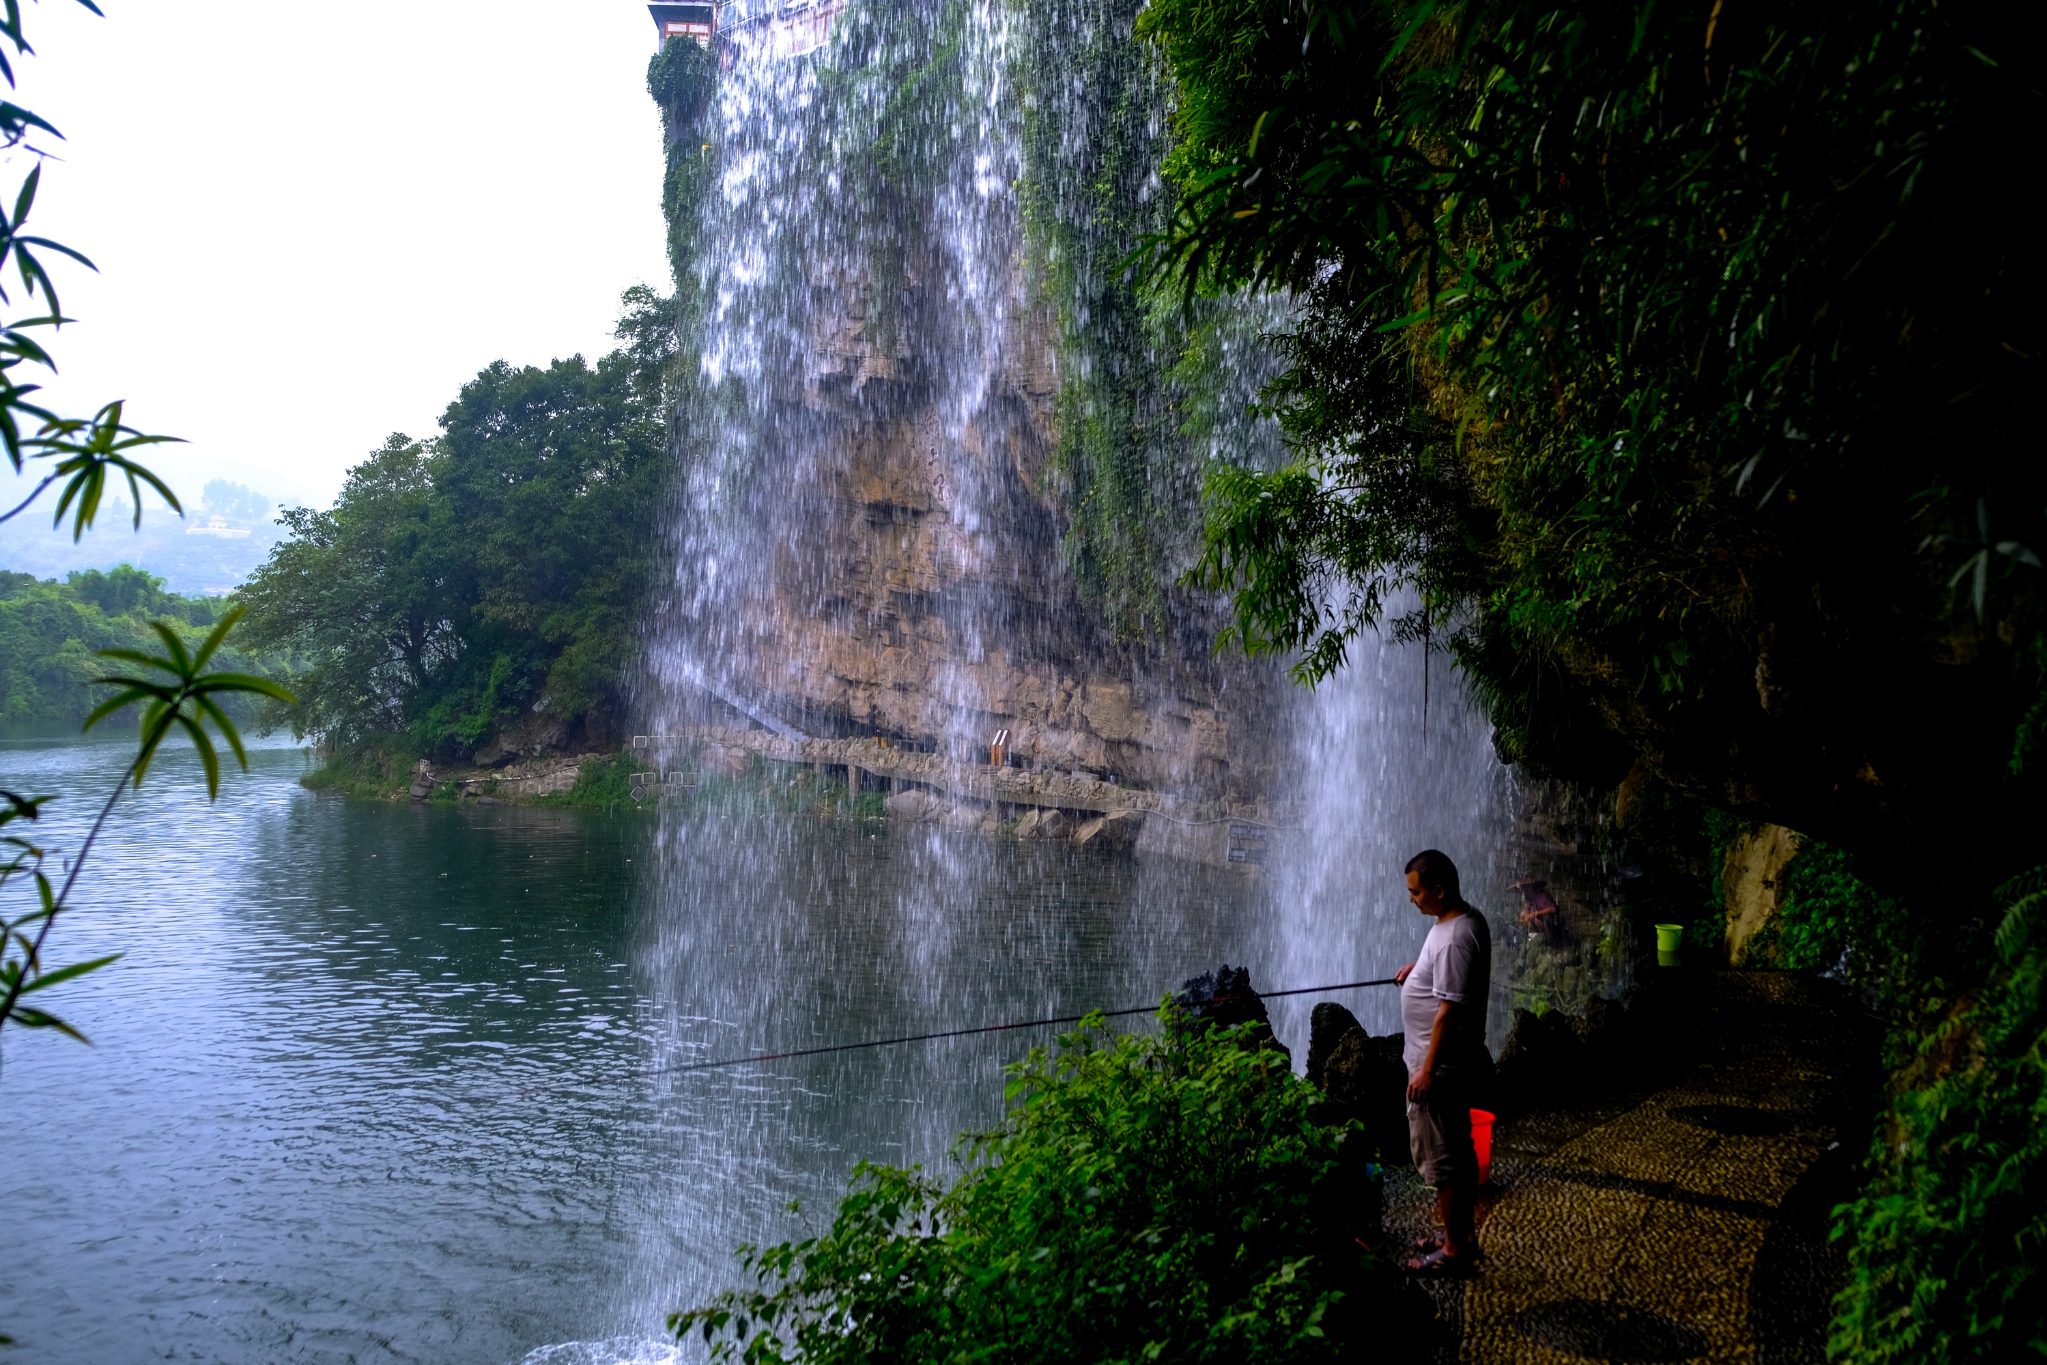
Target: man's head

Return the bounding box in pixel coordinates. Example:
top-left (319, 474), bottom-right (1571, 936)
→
top-left (1405, 849), bottom-right (1462, 918)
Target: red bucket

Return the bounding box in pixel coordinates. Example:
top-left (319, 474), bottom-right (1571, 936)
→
top-left (1470, 1109), bottom-right (1496, 1185)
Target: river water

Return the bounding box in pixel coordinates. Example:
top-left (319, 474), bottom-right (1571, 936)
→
top-left (0, 737), bottom-right (1290, 1364)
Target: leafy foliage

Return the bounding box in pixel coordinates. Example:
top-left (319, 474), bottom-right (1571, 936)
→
top-left (0, 565), bottom-right (276, 728)
top-left (0, 4), bottom-right (183, 536)
top-left (1829, 869), bottom-right (2047, 1365)
top-left (238, 306), bottom-right (672, 760)
top-left (1016, 0), bottom-right (1293, 640)
top-left (1185, 280), bottom-right (1479, 682)
top-left (674, 1015), bottom-right (1415, 1364)
top-left (1129, 9), bottom-right (2047, 1338)
top-left (1017, 0), bottom-right (1182, 634)
top-left (1142, 0), bottom-right (2044, 879)
top-left (648, 36), bottom-right (719, 317)
top-left (1, 0), bottom-right (280, 1071)
top-left (84, 606), bottom-right (293, 797)
top-left (1767, 836), bottom-right (1922, 1014)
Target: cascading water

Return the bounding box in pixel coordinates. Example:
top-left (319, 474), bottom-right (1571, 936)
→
top-left (1269, 631), bottom-right (1519, 1052)
top-left (553, 5), bottom-right (1625, 1360)
top-left (654, 0), bottom-right (1026, 747)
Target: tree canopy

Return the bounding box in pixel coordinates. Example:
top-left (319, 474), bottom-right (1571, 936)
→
top-left (239, 299), bottom-right (674, 759)
top-left (1141, 0), bottom-right (2043, 894)
top-left (0, 565), bottom-right (271, 729)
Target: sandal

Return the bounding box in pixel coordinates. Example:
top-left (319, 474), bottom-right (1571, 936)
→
top-left (1405, 1245), bottom-right (1478, 1275)
top-left (1413, 1234), bottom-right (1444, 1252)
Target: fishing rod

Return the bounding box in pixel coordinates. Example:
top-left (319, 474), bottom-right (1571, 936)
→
top-left (657, 977), bottom-right (1402, 1076)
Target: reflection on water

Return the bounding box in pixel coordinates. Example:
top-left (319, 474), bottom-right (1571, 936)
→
top-left (0, 739), bottom-right (1282, 1363)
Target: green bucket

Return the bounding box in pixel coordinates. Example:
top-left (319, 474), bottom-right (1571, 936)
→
top-left (1654, 923), bottom-right (1683, 953)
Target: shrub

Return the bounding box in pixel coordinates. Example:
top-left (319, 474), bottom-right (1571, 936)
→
top-left (534, 751), bottom-right (637, 811)
top-left (298, 735), bottom-right (418, 800)
top-left (673, 1016), bottom-right (1419, 1364)
top-left (1830, 869), bottom-right (2047, 1364)
top-left (1770, 838), bottom-right (1922, 1015)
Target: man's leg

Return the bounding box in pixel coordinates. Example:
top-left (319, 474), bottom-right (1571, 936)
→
top-left (1437, 1177), bottom-right (1475, 1257)
top-left (1408, 1090), bottom-right (1479, 1264)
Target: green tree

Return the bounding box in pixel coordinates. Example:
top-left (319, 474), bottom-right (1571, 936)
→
top-left (0, 565), bottom-right (275, 728)
top-left (237, 436), bottom-right (447, 746)
top-left (240, 306), bottom-right (672, 761)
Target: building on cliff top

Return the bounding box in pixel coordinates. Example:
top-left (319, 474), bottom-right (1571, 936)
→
top-left (649, 0), bottom-right (848, 59)
top-left (648, 3), bottom-right (715, 48)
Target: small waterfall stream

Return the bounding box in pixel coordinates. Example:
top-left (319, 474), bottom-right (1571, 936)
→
top-left (1270, 632), bottom-right (1519, 1050)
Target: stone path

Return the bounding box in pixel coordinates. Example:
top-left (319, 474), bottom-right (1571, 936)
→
top-left (1386, 972), bottom-right (1868, 1364)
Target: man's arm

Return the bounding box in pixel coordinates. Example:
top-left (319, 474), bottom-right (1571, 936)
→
top-left (1407, 997), bottom-right (1458, 1102)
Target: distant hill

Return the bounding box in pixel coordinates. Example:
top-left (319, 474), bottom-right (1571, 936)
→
top-left (2, 479), bottom-right (282, 595)
top-left (0, 564), bottom-right (286, 730)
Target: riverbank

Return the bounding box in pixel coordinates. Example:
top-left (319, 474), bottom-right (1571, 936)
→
top-left (301, 743), bottom-right (640, 809)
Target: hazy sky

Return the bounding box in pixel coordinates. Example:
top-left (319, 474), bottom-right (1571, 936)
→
top-left (5, 0), bottom-right (672, 517)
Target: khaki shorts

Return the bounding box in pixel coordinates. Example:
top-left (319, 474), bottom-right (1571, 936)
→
top-left (1406, 1083), bottom-right (1477, 1187)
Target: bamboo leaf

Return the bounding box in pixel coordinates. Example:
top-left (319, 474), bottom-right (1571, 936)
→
top-left (16, 952), bottom-right (120, 995)
top-left (10, 1005), bottom-right (91, 1043)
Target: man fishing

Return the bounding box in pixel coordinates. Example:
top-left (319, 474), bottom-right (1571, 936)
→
top-left (1392, 848), bottom-right (1492, 1274)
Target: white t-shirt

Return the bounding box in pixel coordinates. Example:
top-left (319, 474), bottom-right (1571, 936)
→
top-left (1400, 910), bottom-right (1493, 1078)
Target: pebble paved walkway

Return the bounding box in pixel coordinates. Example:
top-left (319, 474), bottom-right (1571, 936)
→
top-left (1386, 971), bottom-right (1867, 1364)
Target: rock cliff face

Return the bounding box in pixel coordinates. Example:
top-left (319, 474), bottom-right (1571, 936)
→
top-left (643, 15), bottom-right (1305, 814)
top-left (660, 239), bottom-right (1297, 807)
top-left (1721, 823), bottom-right (1802, 963)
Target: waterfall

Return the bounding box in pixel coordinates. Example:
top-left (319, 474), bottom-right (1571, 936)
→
top-left (555, 4), bottom-right (1625, 1360)
top-left (651, 0), bottom-right (1027, 748)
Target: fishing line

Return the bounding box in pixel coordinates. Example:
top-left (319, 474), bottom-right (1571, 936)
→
top-left (652, 977), bottom-right (1401, 1077)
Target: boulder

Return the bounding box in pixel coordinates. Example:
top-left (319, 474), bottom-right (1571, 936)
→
top-left (1305, 1002), bottom-right (1411, 1166)
top-left (1173, 964), bottom-right (1291, 1067)
top-left (1307, 1002), bottom-right (1364, 1086)
top-left (1015, 808), bottom-right (1071, 840)
top-left (705, 745), bottom-right (751, 779)
top-left (885, 789), bottom-right (943, 822)
top-left (1722, 823), bottom-right (1801, 963)
top-left (471, 739), bottom-right (509, 768)
top-left (1071, 809), bottom-right (1143, 849)
top-left (941, 803), bottom-right (986, 830)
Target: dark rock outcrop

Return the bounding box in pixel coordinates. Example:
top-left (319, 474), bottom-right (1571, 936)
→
top-left (1305, 1002), bottom-right (1410, 1165)
top-left (1071, 809), bottom-right (1142, 849)
top-left (1306, 1001), bottom-right (1363, 1084)
top-left (1173, 964), bottom-right (1290, 1067)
